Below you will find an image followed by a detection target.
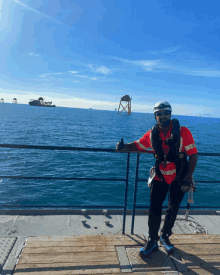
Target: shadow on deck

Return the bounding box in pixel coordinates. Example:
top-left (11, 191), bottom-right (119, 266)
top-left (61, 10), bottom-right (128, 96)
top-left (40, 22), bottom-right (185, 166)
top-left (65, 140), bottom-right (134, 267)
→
top-left (4, 234), bottom-right (220, 275)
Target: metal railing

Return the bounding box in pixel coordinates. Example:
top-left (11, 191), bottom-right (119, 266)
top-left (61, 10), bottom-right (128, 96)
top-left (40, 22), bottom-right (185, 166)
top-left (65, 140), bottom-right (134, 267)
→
top-left (1, 143), bottom-right (220, 234)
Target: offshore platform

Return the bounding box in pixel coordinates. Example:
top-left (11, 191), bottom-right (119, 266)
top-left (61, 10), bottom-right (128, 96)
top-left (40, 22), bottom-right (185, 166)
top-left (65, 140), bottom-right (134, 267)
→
top-left (117, 95), bottom-right (131, 115)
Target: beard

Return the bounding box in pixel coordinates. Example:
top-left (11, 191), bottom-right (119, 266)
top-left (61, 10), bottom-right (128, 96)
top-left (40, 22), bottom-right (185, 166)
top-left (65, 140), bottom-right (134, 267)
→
top-left (161, 119), bottom-right (171, 127)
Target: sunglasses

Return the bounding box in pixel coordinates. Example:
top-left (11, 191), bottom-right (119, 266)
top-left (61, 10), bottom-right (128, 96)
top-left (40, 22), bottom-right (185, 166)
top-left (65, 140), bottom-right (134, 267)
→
top-left (156, 111), bottom-right (171, 117)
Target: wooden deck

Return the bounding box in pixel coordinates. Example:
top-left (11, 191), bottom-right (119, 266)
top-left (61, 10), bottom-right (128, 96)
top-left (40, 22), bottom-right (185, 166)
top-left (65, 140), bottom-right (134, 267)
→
top-left (12, 234), bottom-right (220, 275)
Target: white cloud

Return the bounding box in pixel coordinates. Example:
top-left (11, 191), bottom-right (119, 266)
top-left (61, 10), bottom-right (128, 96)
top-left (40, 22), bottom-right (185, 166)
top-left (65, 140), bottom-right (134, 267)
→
top-left (39, 72), bottom-right (63, 79)
top-left (39, 73), bottom-right (49, 78)
top-left (35, 79), bottom-right (48, 81)
top-left (182, 69), bottom-right (220, 78)
top-left (149, 47), bottom-right (180, 55)
top-left (136, 60), bottom-right (162, 71)
top-left (161, 46), bottom-right (180, 53)
top-left (87, 64), bottom-right (112, 75)
top-left (114, 57), bottom-right (162, 71)
top-left (69, 71), bottom-right (78, 74)
top-left (73, 76), bottom-right (98, 81)
top-left (73, 80), bottom-right (79, 83)
top-left (95, 66), bottom-right (112, 75)
top-left (114, 56), bottom-right (220, 77)
top-left (29, 52), bottom-right (39, 57)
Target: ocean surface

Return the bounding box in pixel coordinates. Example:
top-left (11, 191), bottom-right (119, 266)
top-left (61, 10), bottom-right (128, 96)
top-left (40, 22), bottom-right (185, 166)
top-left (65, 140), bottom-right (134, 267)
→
top-left (0, 103), bottom-right (220, 209)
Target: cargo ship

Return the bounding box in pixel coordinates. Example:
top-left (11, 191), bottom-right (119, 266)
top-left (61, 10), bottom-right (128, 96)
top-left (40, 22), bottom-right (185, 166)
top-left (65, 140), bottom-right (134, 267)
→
top-left (29, 97), bottom-right (55, 107)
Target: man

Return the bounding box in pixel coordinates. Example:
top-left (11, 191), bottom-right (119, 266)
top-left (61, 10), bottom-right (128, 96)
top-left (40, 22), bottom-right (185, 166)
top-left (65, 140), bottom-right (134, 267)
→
top-left (116, 101), bottom-right (198, 257)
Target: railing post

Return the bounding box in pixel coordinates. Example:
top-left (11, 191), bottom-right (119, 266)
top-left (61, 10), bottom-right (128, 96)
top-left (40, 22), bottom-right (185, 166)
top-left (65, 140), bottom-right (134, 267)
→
top-left (131, 153), bottom-right (140, 234)
top-left (122, 153), bottom-right (130, 235)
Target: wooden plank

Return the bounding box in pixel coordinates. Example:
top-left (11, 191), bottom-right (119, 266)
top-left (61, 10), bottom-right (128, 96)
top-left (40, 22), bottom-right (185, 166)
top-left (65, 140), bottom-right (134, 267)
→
top-left (28, 234), bottom-right (146, 243)
top-left (22, 245), bottom-right (116, 254)
top-left (175, 243), bottom-right (220, 256)
top-left (15, 261), bottom-right (120, 267)
top-left (18, 252), bottom-right (119, 264)
top-left (178, 255), bottom-right (220, 269)
top-left (13, 264), bottom-right (163, 275)
top-left (14, 262), bottom-right (122, 275)
top-left (179, 267), bottom-right (220, 274)
top-left (13, 267), bottom-right (121, 274)
top-left (26, 240), bottom-right (145, 247)
top-left (28, 234), bottom-right (145, 240)
top-left (26, 235), bottom-right (146, 247)
top-left (170, 234), bottom-right (220, 244)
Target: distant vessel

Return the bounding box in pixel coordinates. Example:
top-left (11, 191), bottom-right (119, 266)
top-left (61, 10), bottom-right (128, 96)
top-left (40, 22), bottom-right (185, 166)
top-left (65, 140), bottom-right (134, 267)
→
top-left (29, 97), bottom-right (55, 107)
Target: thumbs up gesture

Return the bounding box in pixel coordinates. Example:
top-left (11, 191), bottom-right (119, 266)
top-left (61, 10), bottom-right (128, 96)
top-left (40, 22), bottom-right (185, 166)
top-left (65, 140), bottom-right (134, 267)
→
top-left (116, 138), bottom-right (125, 150)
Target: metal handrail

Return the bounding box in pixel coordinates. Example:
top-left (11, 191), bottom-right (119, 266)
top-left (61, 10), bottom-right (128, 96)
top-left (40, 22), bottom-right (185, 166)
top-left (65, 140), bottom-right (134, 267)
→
top-left (0, 143), bottom-right (131, 234)
top-left (137, 179), bottom-right (220, 183)
top-left (0, 144), bottom-right (116, 152)
top-left (1, 143), bottom-right (220, 156)
top-left (0, 176), bottom-right (126, 181)
top-left (1, 143), bottom-right (220, 235)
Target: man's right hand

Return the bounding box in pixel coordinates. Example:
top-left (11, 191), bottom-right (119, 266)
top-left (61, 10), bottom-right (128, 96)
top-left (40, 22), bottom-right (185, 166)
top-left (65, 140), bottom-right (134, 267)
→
top-left (116, 138), bottom-right (125, 150)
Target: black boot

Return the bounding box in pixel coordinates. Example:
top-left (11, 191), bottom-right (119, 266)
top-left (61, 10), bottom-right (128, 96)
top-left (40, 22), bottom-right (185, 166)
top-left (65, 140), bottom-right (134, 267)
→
top-left (139, 237), bottom-right (158, 258)
top-left (160, 234), bottom-right (174, 255)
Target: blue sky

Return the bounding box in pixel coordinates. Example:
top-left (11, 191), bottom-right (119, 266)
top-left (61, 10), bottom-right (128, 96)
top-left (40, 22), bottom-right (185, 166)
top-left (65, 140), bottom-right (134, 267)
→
top-left (0, 0), bottom-right (220, 117)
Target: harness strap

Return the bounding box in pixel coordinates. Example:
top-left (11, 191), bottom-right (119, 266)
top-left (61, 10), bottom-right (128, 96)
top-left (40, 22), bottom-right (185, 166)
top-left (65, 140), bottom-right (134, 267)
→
top-left (150, 119), bottom-right (188, 180)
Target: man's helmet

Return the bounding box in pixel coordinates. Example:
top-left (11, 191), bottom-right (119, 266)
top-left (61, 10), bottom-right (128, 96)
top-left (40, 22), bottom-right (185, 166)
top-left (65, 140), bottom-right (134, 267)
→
top-left (153, 101), bottom-right (172, 114)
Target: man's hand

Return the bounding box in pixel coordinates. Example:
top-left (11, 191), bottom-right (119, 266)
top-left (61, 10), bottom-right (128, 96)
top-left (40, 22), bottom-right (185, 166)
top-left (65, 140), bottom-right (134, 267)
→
top-left (116, 138), bottom-right (125, 150)
top-left (180, 178), bottom-right (192, 192)
top-left (179, 153), bottom-right (198, 193)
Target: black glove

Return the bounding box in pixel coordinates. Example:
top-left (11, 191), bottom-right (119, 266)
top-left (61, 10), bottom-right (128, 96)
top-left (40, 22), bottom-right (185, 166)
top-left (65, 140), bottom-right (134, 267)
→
top-left (180, 179), bottom-right (191, 192)
top-left (116, 138), bottom-right (125, 150)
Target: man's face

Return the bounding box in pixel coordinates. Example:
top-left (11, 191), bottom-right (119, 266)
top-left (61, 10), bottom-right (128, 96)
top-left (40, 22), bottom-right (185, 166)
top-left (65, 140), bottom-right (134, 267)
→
top-left (155, 110), bottom-right (171, 127)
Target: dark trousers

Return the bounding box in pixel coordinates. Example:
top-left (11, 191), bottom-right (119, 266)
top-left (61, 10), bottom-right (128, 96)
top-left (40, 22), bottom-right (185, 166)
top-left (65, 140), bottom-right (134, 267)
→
top-left (148, 179), bottom-right (185, 240)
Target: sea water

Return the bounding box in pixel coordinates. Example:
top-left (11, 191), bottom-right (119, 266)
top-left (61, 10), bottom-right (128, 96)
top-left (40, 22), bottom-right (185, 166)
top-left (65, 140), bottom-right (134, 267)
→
top-left (0, 103), bottom-right (220, 209)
